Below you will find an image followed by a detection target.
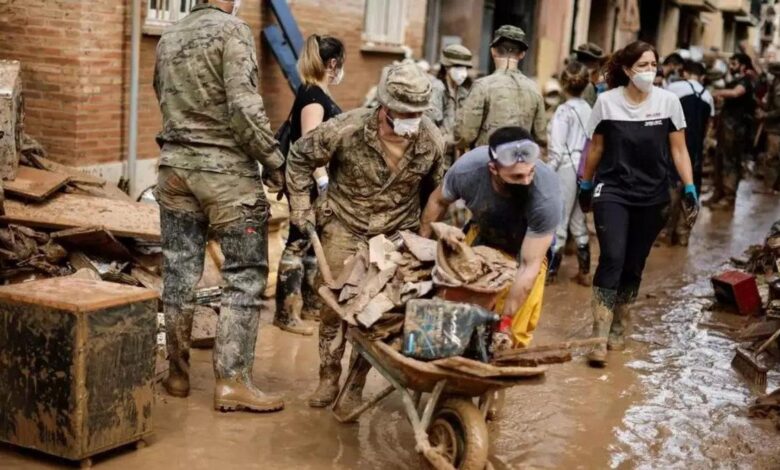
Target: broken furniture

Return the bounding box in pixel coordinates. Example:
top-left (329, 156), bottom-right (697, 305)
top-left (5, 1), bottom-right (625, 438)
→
top-left (0, 278), bottom-right (159, 467)
top-left (712, 271), bottom-right (762, 315)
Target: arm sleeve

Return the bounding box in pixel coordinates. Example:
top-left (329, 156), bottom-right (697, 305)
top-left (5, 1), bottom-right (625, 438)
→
top-left (586, 96), bottom-right (604, 138)
top-left (455, 81), bottom-right (487, 149)
top-left (531, 92), bottom-right (548, 145)
top-left (526, 178), bottom-right (562, 237)
top-left (669, 95), bottom-right (687, 131)
top-left (286, 116), bottom-right (341, 211)
top-left (223, 23), bottom-right (284, 170)
top-left (546, 107), bottom-right (568, 170)
top-left (440, 166), bottom-right (463, 202)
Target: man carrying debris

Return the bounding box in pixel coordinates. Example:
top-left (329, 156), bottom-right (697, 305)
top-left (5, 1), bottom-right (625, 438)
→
top-left (286, 62), bottom-right (446, 408)
top-left (454, 25), bottom-right (546, 151)
top-left (420, 126), bottom-right (561, 348)
top-left (153, 0), bottom-right (285, 412)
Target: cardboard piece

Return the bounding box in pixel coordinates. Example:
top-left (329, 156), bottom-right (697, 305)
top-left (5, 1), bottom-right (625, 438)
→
top-left (5, 166), bottom-right (70, 201)
top-left (2, 193), bottom-right (161, 240)
top-left (356, 293), bottom-right (395, 328)
top-left (24, 154), bottom-right (106, 186)
top-left (51, 226), bottom-right (133, 261)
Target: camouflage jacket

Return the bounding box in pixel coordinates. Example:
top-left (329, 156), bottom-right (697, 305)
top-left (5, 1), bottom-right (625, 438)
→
top-left (428, 77), bottom-right (471, 146)
top-left (286, 107), bottom-right (446, 235)
top-left (454, 68), bottom-right (546, 149)
top-left (154, 4), bottom-right (283, 176)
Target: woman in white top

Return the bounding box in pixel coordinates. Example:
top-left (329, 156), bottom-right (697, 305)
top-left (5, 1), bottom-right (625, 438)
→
top-left (546, 61), bottom-right (593, 286)
top-left (578, 41), bottom-right (699, 367)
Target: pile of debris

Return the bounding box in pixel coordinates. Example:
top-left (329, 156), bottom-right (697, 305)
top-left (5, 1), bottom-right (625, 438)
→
top-left (318, 222), bottom-right (517, 331)
top-left (733, 220), bottom-right (780, 275)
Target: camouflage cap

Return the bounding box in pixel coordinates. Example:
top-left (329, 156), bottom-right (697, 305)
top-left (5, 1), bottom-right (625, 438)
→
top-left (376, 62), bottom-right (432, 113)
top-left (440, 44), bottom-right (473, 68)
top-left (490, 25), bottom-right (528, 49)
top-left (574, 42), bottom-right (606, 62)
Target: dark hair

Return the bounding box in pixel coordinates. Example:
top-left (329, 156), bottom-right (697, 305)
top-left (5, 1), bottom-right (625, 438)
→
top-left (298, 34), bottom-right (345, 86)
top-left (662, 53), bottom-right (684, 66)
top-left (488, 126), bottom-right (533, 149)
top-left (730, 53), bottom-right (753, 70)
top-left (683, 60), bottom-right (705, 77)
top-left (605, 40), bottom-right (658, 89)
top-left (561, 61), bottom-right (590, 96)
top-left (492, 39), bottom-right (527, 56)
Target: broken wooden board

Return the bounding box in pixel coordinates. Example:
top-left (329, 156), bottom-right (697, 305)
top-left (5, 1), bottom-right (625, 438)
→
top-left (492, 337), bottom-right (607, 364)
top-left (51, 226), bottom-right (133, 261)
top-left (2, 193), bottom-right (161, 240)
top-left (192, 305), bottom-right (218, 348)
top-left (130, 267), bottom-right (162, 295)
top-left (5, 166), bottom-right (70, 201)
top-left (24, 154), bottom-right (106, 186)
top-left (400, 230), bottom-right (437, 262)
top-left (69, 180), bottom-right (132, 202)
top-left (432, 355), bottom-right (546, 378)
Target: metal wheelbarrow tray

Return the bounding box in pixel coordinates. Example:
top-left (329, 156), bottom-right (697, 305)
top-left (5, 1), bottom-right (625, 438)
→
top-left (332, 328), bottom-right (546, 470)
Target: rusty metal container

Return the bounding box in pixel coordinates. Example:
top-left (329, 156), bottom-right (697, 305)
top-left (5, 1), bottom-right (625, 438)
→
top-left (0, 278), bottom-right (159, 465)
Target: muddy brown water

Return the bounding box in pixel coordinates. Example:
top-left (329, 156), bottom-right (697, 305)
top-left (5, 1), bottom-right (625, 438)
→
top-left (2, 184), bottom-right (780, 469)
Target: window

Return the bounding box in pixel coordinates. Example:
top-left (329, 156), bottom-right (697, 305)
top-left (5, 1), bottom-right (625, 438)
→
top-left (363, 0), bottom-right (407, 49)
top-left (144, 0), bottom-right (198, 35)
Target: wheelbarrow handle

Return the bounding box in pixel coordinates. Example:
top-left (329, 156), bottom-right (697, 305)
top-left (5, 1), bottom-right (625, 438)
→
top-left (306, 226), bottom-right (336, 287)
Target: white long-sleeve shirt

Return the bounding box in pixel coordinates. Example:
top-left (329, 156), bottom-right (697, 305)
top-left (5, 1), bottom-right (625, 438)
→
top-left (547, 97), bottom-right (592, 171)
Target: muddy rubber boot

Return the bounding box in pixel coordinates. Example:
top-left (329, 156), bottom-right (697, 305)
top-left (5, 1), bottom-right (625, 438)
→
top-left (214, 377), bottom-right (284, 412)
top-left (546, 251), bottom-right (562, 285)
top-left (587, 287), bottom-right (616, 368)
top-left (162, 304), bottom-right (194, 398)
top-left (573, 243), bottom-right (592, 287)
top-left (308, 365), bottom-right (341, 408)
top-left (273, 250), bottom-right (314, 336)
top-left (336, 352), bottom-right (371, 417)
top-left (608, 303), bottom-right (628, 351)
top-left (301, 255), bottom-right (321, 322)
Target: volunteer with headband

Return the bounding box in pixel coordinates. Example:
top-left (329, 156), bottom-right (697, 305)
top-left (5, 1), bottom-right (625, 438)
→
top-left (579, 41), bottom-right (698, 367)
top-left (421, 126), bottom-right (562, 350)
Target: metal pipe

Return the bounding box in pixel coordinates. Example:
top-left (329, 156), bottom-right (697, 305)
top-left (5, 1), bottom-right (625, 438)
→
top-left (127, 0), bottom-right (142, 198)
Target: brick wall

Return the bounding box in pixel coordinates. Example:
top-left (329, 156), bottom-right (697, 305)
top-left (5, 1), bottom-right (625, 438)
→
top-left (0, 0), bottom-right (427, 167)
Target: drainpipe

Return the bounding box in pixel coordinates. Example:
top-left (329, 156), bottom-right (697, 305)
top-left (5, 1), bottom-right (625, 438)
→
top-left (127, 0), bottom-right (141, 198)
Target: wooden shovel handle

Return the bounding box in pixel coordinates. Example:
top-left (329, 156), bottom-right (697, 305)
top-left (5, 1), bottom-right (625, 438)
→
top-left (306, 226), bottom-right (335, 287)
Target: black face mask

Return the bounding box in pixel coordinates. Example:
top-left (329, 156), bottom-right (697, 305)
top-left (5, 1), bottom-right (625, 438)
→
top-left (506, 182), bottom-right (531, 199)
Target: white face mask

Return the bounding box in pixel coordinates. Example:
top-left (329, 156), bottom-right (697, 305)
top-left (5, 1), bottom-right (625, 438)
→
top-left (449, 66), bottom-right (468, 86)
top-left (494, 57), bottom-right (519, 71)
top-left (390, 116), bottom-right (422, 137)
top-left (630, 70), bottom-right (656, 93)
top-left (232, 0), bottom-right (242, 16)
top-left (331, 67), bottom-right (344, 85)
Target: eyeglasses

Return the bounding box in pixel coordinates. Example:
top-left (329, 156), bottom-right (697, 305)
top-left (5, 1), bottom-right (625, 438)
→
top-left (488, 139), bottom-right (540, 166)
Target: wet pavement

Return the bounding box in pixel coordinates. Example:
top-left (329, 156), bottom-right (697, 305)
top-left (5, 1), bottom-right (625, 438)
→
top-left (2, 183), bottom-right (780, 469)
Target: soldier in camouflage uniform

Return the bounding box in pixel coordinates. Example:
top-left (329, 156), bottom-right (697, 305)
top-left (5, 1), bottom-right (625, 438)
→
top-left (154, 1), bottom-right (285, 413)
top-left (455, 25), bottom-right (546, 151)
top-left (758, 61), bottom-right (780, 193)
top-left (286, 63), bottom-right (446, 408)
top-left (427, 44), bottom-right (474, 165)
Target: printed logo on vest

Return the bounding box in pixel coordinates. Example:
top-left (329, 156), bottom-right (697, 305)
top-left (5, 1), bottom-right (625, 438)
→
top-left (594, 183), bottom-right (604, 198)
top-left (644, 119), bottom-right (663, 127)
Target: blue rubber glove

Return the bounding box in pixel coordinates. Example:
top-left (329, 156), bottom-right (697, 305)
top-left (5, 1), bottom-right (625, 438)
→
top-left (682, 183), bottom-right (699, 228)
top-left (578, 180), bottom-right (595, 213)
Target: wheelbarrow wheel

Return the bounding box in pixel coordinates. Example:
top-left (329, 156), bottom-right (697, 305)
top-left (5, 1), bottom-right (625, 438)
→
top-left (427, 398), bottom-right (488, 470)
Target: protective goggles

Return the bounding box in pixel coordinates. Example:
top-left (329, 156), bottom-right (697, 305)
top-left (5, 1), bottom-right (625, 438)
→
top-left (488, 139), bottom-right (540, 166)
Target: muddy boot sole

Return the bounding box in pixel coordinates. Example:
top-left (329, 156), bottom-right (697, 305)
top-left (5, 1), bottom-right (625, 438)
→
top-left (215, 399), bottom-right (284, 413)
top-left (273, 319), bottom-right (314, 336)
top-left (587, 350), bottom-right (607, 368)
top-left (307, 382), bottom-right (340, 408)
top-left (162, 377), bottom-right (190, 398)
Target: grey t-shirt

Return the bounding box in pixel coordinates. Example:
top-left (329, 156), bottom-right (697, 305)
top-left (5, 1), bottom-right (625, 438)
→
top-left (442, 146), bottom-right (561, 256)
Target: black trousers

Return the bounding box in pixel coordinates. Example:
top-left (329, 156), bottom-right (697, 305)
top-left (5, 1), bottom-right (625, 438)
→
top-left (592, 201), bottom-right (667, 301)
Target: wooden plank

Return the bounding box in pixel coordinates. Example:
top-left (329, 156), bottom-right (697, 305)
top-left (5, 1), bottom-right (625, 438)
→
top-left (2, 193), bottom-right (160, 241)
top-left (23, 156), bottom-right (106, 186)
top-left (268, 0), bottom-right (304, 57)
top-left (432, 356), bottom-right (547, 378)
top-left (4, 166), bottom-right (70, 201)
top-left (69, 181), bottom-right (132, 202)
top-left (0, 278), bottom-right (158, 313)
top-left (51, 226), bottom-right (134, 261)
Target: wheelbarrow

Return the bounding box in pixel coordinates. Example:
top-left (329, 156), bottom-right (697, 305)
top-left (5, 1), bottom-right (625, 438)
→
top-left (331, 328), bottom-right (547, 470)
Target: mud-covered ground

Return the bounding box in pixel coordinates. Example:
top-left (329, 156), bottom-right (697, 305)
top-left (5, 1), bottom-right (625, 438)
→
top-left (3, 183), bottom-right (780, 469)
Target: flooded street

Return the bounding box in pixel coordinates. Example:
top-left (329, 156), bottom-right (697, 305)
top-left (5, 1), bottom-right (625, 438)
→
top-left (2, 183), bottom-right (779, 469)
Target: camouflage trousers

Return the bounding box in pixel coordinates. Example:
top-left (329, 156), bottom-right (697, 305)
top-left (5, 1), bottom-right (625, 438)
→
top-left (714, 121), bottom-right (747, 200)
top-left (157, 166), bottom-right (270, 381)
top-left (764, 133), bottom-right (780, 192)
top-left (317, 216), bottom-right (370, 386)
top-left (275, 224), bottom-right (320, 322)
